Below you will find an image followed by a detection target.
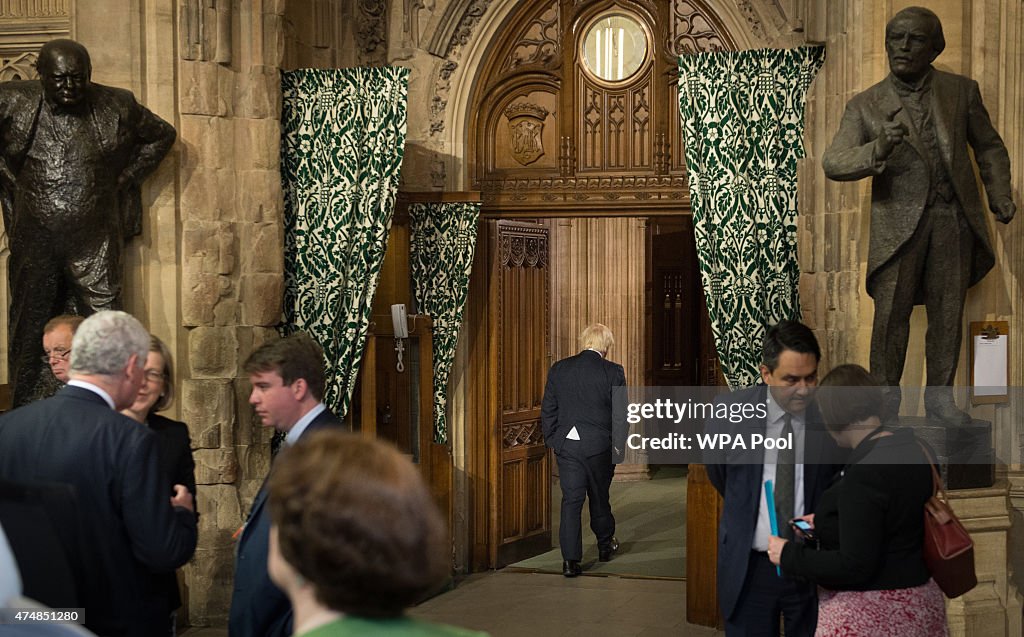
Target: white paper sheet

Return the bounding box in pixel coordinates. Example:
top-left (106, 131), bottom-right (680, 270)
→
top-left (973, 334), bottom-right (1007, 396)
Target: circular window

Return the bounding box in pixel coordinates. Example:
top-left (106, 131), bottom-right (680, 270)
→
top-left (581, 13), bottom-right (648, 82)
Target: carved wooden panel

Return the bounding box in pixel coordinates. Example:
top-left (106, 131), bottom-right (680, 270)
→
top-left (469, 0), bottom-right (737, 213)
top-left (493, 221), bottom-right (551, 562)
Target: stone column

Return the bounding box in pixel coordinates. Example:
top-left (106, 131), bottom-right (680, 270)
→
top-left (947, 483), bottom-right (1022, 636)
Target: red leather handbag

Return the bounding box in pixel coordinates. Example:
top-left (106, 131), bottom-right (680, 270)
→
top-left (918, 441), bottom-right (977, 598)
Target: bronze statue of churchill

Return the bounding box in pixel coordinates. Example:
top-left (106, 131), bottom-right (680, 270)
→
top-left (0, 39), bottom-right (175, 406)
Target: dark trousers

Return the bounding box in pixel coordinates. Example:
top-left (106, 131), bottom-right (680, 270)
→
top-left (870, 198), bottom-right (972, 390)
top-left (724, 551), bottom-right (816, 637)
top-left (555, 447), bottom-right (615, 561)
top-left (8, 221), bottom-right (122, 407)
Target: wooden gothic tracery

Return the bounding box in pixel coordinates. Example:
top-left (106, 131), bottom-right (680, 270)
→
top-left (468, 0), bottom-right (737, 214)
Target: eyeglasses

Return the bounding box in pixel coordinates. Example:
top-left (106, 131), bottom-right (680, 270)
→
top-left (41, 349), bottom-right (71, 363)
top-left (143, 370), bottom-right (165, 383)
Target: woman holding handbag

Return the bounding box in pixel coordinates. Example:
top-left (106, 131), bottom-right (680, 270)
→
top-left (767, 364), bottom-right (948, 636)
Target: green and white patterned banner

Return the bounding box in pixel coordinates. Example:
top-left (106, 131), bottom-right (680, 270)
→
top-left (410, 202), bottom-right (481, 444)
top-left (281, 66), bottom-right (410, 417)
top-left (678, 46), bottom-right (823, 388)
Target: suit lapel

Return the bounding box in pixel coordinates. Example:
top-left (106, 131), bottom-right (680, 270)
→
top-left (929, 71), bottom-right (957, 172)
top-left (88, 88), bottom-right (118, 155)
top-left (878, 78), bottom-right (928, 168)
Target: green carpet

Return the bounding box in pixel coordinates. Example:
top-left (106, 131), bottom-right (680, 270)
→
top-left (507, 466), bottom-right (686, 580)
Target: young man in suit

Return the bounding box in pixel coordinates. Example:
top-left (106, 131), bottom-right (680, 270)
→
top-left (229, 332), bottom-right (342, 637)
top-left (706, 320), bottom-right (843, 636)
top-left (0, 310), bottom-right (197, 636)
top-left (541, 323), bottom-right (628, 577)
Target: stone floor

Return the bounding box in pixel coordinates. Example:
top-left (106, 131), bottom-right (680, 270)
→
top-left (181, 569), bottom-right (724, 637)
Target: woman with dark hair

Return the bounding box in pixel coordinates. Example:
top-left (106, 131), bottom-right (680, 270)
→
top-left (766, 364), bottom-right (947, 635)
top-left (268, 430), bottom-right (487, 637)
top-left (121, 334), bottom-right (196, 636)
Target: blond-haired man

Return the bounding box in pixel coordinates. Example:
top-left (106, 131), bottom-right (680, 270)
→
top-left (540, 323), bottom-right (627, 577)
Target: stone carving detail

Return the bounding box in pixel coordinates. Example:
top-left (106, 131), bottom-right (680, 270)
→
top-left (504, 102), bottom-right (549, 166)
top-left (428, 0), bottom-right (492, 138)
top-left (0, 52), bottom-right (37, 81)
top-left (499, 231), bottom-right (548, 269)
top-left (582, 86), bottom-right (601, 169)
top-left (502, 420), bottom-right (544, 448)
top-left (357, 0), bottom-right (388, 65)
top-left (669, 0), bottom-right (730, 55)
top-left (430, 60), bottom-right (457, 136)
top-left (737, 0), bottom-right (767, 42)
top-left (179, 0), bottom-right (233, 63)
top-left (503, 0), bottom-right (559, 71)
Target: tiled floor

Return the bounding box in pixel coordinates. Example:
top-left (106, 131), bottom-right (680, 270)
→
top-left (181, 570), bottom-right (724, 637)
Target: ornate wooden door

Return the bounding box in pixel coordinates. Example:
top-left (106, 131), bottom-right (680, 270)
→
top-left (488, 220), bottom-right (552, 566)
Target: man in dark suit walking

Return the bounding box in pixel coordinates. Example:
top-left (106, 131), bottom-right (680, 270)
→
top-left (823, 7), bottom-right (1015, 424)
top-left (0, 310), bottom-right (197, 636)
top-left (229, 332), bottom-right (342, 637)
top-left (541, 323), bottom-right (628, 578)
top-left (706, 321), bottom-right (843, 636)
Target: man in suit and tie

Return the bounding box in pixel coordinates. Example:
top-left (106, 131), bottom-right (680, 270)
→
top-left (706, 320), bottom-right (843, 636)
top-left (541, 323), bottom-right (628, 578)
top-left (0, 310), bottom-right (197, 636)
top-left (823, 6), bottom-right (1015, 424)
top-left (230, 332), bottom-right (342, 637)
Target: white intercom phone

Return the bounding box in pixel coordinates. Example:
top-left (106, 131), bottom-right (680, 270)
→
top-left (391, 304), bottom-right (408, 372)
top-left (391, 304), bottom-right (409, 338)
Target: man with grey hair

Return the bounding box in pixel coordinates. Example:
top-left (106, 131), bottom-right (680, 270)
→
top-left (0, 310), bottom-right (196, 636)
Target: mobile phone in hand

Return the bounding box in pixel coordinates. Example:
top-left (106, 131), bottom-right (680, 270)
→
top-left (791, 519), bottom-right (816, 541)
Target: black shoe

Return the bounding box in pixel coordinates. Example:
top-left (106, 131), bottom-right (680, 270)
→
top-left (562, 560), bottom-right (582, 577)
top-left (599, 537), bottom-right (619, 562)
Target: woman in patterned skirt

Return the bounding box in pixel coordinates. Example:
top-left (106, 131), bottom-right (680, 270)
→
top-left (766, 364), bottom-right (948, 636)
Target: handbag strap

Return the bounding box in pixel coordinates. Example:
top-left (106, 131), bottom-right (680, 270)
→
top-left (916, 439), bottom-right (945, 500)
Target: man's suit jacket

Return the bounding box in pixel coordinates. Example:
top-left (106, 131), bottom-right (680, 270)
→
top-left (704, 385), bottom-right (844, 621)
top-left (229, 408), bottom-right (342, 637)
top-left (822, 69), bottom-right (1013, 300)
top-left (0, 386), bottom-right (197, 636)
top-left (541, 350), bottom-right (627, 462)
top-left (0, 80), bottom-right (176, 238)
top-left (0, 479), bottom-right (83, 610)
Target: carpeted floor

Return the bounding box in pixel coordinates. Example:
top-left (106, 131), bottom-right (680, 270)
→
top-left (507, 465), bottom-right (686, 579)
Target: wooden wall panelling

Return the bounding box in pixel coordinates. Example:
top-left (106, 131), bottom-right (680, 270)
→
top-left (494, 220), bottom-right (551, 565)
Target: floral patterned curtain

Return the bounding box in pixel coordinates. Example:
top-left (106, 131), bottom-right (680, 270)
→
top-left (409, 202), bottom-right (481, 443)
top-left (678, 46), bottom-right (824, 388)
top-left (281, 66), bottom-right (409, 416)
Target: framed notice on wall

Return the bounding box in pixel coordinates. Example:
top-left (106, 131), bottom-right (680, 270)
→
top-left (969, 321), bottom-right (1008, 405)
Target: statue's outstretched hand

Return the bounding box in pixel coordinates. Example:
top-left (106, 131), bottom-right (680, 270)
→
top-left (992, 198), bottom-right (1016, 224)
top-left (876, 106), bottom-right (907, 159)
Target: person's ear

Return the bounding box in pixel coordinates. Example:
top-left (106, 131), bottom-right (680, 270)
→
top-left (290, 378), bottom-right (308, 401)
top-left (759, 364), bottom-right (772, 385)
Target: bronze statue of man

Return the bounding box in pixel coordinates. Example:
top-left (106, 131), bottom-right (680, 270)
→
top-left (823, 7), bottom-right (1015, 424)
top-left (0, 39), bottom-right (176, 406)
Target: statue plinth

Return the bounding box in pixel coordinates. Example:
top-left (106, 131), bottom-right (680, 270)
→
top-left (900, 416), bottom-right (994, 490)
